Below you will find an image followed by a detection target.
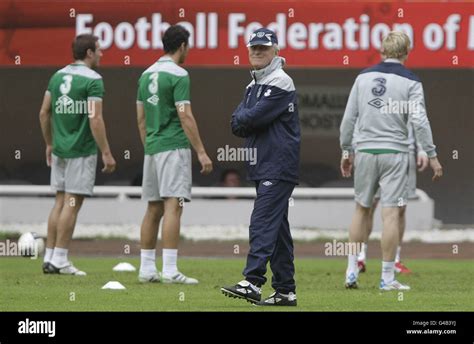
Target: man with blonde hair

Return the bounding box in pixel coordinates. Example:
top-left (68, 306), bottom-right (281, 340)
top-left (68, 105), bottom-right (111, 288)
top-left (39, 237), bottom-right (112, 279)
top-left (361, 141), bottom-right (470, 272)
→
top-left (381, 31), bottom-right (411, 60)
top-left (340, 31), bottom-right (443, 290)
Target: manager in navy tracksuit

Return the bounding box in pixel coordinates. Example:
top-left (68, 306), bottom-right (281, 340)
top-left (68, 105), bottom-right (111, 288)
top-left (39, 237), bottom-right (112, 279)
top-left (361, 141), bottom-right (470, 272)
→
top-left (221, 28), bottom-right (300, 306)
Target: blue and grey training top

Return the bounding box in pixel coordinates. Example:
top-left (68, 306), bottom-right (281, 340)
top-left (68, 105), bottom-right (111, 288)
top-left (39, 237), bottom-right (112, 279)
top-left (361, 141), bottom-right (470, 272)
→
top-left (340, 58), bottom-right (437, 158)
top-left (231, 56), bottom-right (300, 184)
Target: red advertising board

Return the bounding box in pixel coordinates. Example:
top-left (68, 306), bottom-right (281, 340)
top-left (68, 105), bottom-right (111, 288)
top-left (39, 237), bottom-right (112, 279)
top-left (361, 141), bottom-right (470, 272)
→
top-left (0, 0), bottom-right (473, 67)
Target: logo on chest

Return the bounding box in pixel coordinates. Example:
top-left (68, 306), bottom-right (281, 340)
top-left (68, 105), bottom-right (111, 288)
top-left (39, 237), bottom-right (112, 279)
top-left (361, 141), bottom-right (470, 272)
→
top-left (256, 87), bottom-right (272, 99)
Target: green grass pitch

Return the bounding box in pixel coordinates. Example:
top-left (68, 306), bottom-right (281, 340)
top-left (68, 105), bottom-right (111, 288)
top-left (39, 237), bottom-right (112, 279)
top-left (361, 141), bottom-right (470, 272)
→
top-left (1, 257), bottom-right (472, 311)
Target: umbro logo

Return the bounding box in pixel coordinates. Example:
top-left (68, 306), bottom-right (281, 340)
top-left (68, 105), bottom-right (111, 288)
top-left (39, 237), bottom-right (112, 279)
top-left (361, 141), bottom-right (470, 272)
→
top-left (368, 98), bottom-right (385, 109)
top-left (57, 94), bottom-right (74, 106)
top-left (147, 95), bottom-right (159, 105)
top-left (262, 181), bottom-right (273, 186)
top-left (264, 89), bottom-right (272, 97)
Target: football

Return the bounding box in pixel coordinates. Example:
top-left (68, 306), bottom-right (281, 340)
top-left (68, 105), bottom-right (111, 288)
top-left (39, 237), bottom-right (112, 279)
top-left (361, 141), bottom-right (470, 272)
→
top-left (18, 232), bottom-right (45, 257)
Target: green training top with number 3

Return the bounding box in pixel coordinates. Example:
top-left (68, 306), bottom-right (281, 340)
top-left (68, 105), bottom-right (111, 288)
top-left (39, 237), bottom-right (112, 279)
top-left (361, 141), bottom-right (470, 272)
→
top-left (137, 56), bottom-right (191, 155)
top-left (46, 62), bottom-right (104, 158)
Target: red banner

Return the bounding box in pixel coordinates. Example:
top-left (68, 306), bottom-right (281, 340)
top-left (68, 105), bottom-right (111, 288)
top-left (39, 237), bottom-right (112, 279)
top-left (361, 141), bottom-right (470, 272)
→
top-left (0, 0), bottom-right (473, 67)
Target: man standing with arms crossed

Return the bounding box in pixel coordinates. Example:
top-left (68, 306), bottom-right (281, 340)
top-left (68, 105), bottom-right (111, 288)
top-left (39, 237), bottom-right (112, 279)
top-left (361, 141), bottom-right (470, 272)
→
top-left (221, 28), bottom-right (300, 306)
top-left (340, 31), bottom-right (443, 291)
top-left (40, 34), bottom-right (116, 275)
top-left (136, 25), bottom-right (213, 284)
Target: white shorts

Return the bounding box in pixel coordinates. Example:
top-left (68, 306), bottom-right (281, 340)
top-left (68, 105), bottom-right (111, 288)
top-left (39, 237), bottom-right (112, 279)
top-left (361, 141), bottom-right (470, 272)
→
top-left (51, 154), bottom-right (97, 196)
top-left (354, 151), bottom-right (409, 208)
top-left (142, 148), bottom-right (192, 202)
top-left (374, 151), bottom-right (417, 200)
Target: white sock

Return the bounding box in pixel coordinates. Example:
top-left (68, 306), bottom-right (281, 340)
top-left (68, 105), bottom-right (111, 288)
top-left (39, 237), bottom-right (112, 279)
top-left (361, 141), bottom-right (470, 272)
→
top-left (140, 249), bottom-right (157, 275)
top-left (162, 249), bottom-right (178, 277)
top-left (358, 243), bottom-right (367, 262)
top-left (51, 247), bottom-right (68, 267)
top-left (44, 248), bottom-right (54, 263)
top-left (382, 261), bottom-right (395, 284)
top-left (346, 254), bottom-right (359, 280)
top-left (395, 246), bottom-right (402, 263)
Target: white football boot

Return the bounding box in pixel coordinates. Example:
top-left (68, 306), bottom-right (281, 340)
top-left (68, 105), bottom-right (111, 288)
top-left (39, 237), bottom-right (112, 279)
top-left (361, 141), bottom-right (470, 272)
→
top-left (162, 272), bottom-right (199, 285)
top-left (138, 271), bottom-right (162, 283)
top-left (379, 279), bottom-right (411, 291)
top-left (45, 261), bottom-right (86, 276)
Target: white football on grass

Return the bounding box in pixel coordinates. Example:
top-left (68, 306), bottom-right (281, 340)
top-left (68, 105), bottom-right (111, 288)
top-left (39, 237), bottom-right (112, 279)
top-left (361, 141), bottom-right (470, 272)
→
top-left (18, 232), bottom-right (45, 257)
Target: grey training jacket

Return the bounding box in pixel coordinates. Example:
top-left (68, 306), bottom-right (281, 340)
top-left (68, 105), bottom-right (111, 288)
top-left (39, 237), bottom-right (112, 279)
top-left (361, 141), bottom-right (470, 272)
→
top-left (340, 58), bottom-right (437, 158)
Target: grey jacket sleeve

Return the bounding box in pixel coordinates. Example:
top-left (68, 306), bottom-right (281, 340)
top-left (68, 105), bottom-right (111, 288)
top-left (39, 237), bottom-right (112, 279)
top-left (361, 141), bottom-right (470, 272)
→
top-left (340, 78), bottom-right (359, 153)
top-left (415, 134), bottom-right (426, 155)
top-left (409, 123), bottom-right (426, 155)
top-left (408, 81), bottom-right (437, 158)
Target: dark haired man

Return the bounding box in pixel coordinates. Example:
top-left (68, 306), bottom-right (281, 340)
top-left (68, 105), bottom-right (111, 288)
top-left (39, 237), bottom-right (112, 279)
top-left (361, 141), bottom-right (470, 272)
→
top-left (220, 169), bottom-right (241, 187)
top-left (39, 34), bottom-right (116, 275)
top-left (136, 25), bottom-right (213, 284)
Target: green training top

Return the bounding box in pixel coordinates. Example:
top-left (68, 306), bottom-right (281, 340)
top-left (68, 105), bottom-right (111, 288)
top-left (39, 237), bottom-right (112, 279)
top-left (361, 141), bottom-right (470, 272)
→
top-left (137, 56), bottom-right (191, 155)
top-left (46, 62), bottom-right (104, 158)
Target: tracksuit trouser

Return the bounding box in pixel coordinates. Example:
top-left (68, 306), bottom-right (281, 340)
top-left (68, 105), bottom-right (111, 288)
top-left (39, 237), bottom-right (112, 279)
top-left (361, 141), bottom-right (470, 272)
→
top-left (243, 179), bottom-right (296, 294)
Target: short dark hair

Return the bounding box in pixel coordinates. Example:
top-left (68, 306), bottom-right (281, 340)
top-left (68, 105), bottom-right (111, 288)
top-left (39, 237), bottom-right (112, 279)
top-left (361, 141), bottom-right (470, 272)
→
top-left (162, 25), bottom-right (190, 54)
top-left (220, 169), bottom-right (241, 182)
top-left (72, 34), bottom-right (99, 60)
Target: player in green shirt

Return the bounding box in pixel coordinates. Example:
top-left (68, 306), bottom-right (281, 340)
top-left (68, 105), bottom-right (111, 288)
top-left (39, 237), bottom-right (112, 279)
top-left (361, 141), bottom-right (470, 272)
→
top-left (39, 34), bottom-right (116, 275)
top-left (136, 25), bottom-right (213, 284)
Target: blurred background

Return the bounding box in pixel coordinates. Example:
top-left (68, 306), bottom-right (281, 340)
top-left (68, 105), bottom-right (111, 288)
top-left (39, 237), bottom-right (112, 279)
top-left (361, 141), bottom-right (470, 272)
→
top-left (0, 0), bottom-right (472, 226)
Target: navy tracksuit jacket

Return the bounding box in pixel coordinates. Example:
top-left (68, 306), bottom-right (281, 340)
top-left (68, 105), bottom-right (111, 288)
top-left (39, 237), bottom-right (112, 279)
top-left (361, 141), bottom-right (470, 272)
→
top-left (231, 56), bottom-right (301, 293)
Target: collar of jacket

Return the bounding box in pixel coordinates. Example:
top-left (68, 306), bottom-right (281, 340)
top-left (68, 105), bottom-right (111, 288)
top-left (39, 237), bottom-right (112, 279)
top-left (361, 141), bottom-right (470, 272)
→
top-left (250, 56), bottom-right (286, 83)
top-left (383, 58), bottom-right (403, 64)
